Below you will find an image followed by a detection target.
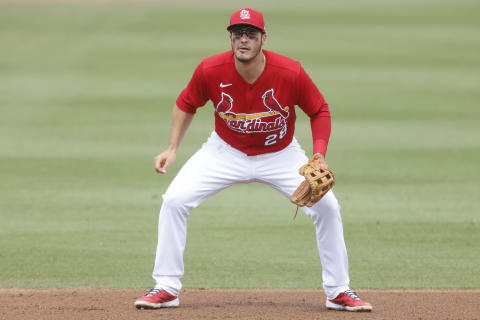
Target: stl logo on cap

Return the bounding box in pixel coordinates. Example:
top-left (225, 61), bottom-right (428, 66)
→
top-left (227, 8), bottom-right (265, 32)
top-left (240, 9), bottom-right (250, 20)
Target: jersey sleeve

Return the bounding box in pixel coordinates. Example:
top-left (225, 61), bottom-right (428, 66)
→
top-left (296, 66), bottom-right (331, 156)
top-left (176, 62), bottom-right (209, 114)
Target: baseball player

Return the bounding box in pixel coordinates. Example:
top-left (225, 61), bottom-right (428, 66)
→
top-left (135, 8), bottom-right (372, 312)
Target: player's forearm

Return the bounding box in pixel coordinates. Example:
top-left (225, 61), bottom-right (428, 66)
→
top-left (166, 105), bottom-right (195, 152)
top-left (310, 112), bottom-right (331, 157)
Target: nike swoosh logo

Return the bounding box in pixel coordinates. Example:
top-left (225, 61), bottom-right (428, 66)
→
top-left (220, 82), bottom-right (232, 88)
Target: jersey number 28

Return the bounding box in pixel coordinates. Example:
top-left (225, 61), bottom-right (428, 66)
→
top-left (264, 125), bottom-right (287, 146)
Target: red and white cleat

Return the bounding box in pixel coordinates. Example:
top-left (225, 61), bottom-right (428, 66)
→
top-left (135, 288), bottom-right (179, 309)
top-left (326, 290), bottom-right (372, 312)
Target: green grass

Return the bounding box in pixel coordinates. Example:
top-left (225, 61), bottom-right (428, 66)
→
top-left (0, 0), bottom-right (479, 290)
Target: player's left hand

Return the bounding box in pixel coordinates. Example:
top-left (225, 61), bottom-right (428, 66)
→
top-left (290, 154), bottom-right (335, 211)
top-left (313, 153), bottom-right (328, 168)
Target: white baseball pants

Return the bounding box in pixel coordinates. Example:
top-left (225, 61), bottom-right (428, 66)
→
top-left (152, 132), bottom-right (350, 300)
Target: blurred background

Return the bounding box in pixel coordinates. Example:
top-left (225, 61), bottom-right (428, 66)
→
top-left (0, 0), bottom-right (479, 290)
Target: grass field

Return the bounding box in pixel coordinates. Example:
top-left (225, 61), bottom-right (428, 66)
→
top-left (0, 0), bottom-right (479, 290)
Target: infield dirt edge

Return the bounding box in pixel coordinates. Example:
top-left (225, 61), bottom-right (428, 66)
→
top-left (1, 288), bottom-right (479, 320)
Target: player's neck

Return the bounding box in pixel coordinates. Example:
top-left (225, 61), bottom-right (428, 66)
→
top-left (234, 51), bottom-right (266, 84)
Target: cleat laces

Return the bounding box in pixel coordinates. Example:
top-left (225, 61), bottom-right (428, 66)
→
top-left (343, 290), bottom-right (360, 300)
top-left (145, 288), bottom-right (162, 297)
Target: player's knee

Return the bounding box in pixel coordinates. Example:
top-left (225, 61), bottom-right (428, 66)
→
top-left (316, 191), bottom-right (341, 213)
top-left (308, 197), bottom-right (341, 223)
top-left (162, 193), bottom-right (187, 211)
top-left (321, 198), bottom-right (341, 214)
top-left (161, 192), bottom-right (196, 214)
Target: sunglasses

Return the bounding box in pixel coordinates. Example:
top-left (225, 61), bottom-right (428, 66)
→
top-left (230, 27), bottom-right (262, 41)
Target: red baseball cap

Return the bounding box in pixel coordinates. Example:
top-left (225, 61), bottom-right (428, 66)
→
top-left (227, 8), bottom-right (265, 32)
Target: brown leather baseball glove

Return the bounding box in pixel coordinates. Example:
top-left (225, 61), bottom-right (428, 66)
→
top-left (290, 154), bottom-right (335, 216)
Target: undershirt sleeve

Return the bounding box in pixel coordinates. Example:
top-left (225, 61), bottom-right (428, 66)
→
top-left (296, 66), bottom-right (331, 156)
top-left (176, 62), bottom-right (209, 114)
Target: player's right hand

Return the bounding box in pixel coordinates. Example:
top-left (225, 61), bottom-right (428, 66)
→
top-left (154, 149), bottom-right (176, 174)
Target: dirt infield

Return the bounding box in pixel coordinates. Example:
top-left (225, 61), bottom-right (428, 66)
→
top-left (1, 289), bottom-right (479, 320)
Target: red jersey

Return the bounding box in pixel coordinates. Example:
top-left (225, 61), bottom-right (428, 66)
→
top-left (176, 50), bottom-right (331, 156)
